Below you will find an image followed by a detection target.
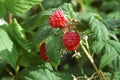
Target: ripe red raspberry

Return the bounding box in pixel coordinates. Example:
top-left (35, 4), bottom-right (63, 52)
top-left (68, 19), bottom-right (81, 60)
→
top-left (40, 43), bottom-right (48, 61)
top-left (49, 9), bottom-right (68, 28)
top-left (63, 32), bottom-right (80, 50)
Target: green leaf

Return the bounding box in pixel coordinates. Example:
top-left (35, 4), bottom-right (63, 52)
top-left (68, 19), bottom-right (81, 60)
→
top-left (17, 63), bottom-right (61, 80)
top-left (0, 46), bottom-right (18, 69)
top-left (112, 56), bottom-right (120, 71)
top-left (7, 19), bottom-right (30, 51)
top-left (60, 3), bottom-right (76, 18)
top-left (90, 17), bottom-right (109, 41)
top-left (92, 40), bottom-right (105, 54)
top-left (108, 40), bottom-right (120, 55)
top-left (0, 28), bottom-right (13, 52)
top-left (112, 71), bottom-right (120, 80)
top-left (22, 8), bottom-right (56, 30)
top-left (18, 54), bottom-right (30, 67)
top-left (76, 13), bottom-right (102, 21)
top-left (76, 13), bottom-right (108, 54)
top-left (46, 31), bottom-right (63, 68)
top-left (0, 1), bottom-right (6, 18)
top-left (26, 53), bottom-right (44, 65)
top-left (104, 19), bottom-right (120, 29)
top-left (89, 17), bottom-right (110, 54)
top-left (34, 26), bottom-right (56, 44)
top-left (100, 43), bottom-right (118, 69)
top-left (109, 52), bottom-right (120, 80)
top-left (107, 11), bottom-right (120, 20)
top-left (5, 0), bottom-right (43, 15)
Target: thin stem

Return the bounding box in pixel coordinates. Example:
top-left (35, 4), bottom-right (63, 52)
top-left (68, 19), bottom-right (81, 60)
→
top-left (39, 3), bottom-right (45, 11)
top-left (80, 41), bottom-right (103, 79)
top-left (76, 0), bottom-right (86, 12)
top-left (8, 13), bottom-right (12, 24)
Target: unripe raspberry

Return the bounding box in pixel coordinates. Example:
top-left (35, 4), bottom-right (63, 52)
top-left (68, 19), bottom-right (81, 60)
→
top-left (49, 9), bottom-right (68, 28)
top-left (63, 32), bottom-right (80, 50)
top-left (40, 43), bottom-right (48, 61)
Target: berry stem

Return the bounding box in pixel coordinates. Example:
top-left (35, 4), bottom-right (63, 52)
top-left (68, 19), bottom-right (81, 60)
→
top-left (80, 40), bottom-right (104, 80)
top-left (8, 13), bottom-right (12, 24)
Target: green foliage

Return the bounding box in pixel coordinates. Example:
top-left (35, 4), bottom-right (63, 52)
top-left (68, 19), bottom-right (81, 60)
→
top-left (7, 19), bottom-right (30, 51)
top-left (17, 63), bottom-right (60, 80)
top-left (60, 3), bottom-right (76, 18)
top-left (34, 26), bottom-right (56, 44)
top-left (100, 42), bottom-right (118, 69)
top-left (46, 31), bottom-right (63, 68)
top-left (0, 28), bottom-right (13, 52)
top-left (5, 0), bottom-right (43, 15)
top-left (0, 0), bottom-right (120, 80)
top-left (0, 46), bottom-right (18, 69)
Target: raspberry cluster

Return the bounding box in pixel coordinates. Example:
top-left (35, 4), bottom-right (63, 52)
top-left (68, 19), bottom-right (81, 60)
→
top-left (40, 9), bottom-right (80, 60)
top-left (49, 9), bottom-right (80, 51)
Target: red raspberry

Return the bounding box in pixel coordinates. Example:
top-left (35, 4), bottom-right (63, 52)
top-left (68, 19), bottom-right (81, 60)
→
top-left (40, 43), bottom-right (48, 61)
top-left (63, 32), bottom-right (80, 50)
top-left (49, 9), bottom-right (68, 28)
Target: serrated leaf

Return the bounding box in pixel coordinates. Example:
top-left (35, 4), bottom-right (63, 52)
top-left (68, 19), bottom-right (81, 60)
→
top-left (60, 3), bottom-right (76, 18)
top-left (76, 13), bottom-right (108, 54)
top-left (5, 0), bottom-right (43, 15)
top-left (108, 40), bottom-right (120, 55)
top-left (0, 46), bottom-right (18, 69)
top-left (92, 40), bottom-right (105, 54)
top-left (46, 31), bottom-right (63, 68)
top-left (0, 28), bottom-right (13, 52)
top-left (89, 17), bottom-right (110, 54)
top-left (7, 19), bottom-right (30, 51)
top-left (17, 63), bottom-right (60, 80)
top-left (112, 56), bottom-right (120, 71)
top-left (90, 17), bottom-right (109, 41)
top-left (100, 43), bottom-right (118, 69)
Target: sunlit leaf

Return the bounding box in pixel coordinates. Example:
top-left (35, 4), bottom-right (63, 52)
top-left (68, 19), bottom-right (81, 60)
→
top-left (5, 0), bottom-right (43, 15)
top-left (0, 28), bottom-right (13, 52)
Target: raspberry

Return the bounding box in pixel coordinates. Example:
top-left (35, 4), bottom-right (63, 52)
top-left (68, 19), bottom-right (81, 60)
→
top-left (40, 43), bottom-right (48, 61)
top-left (63, 32), bottom-right (80, 50)
top-left (49, 9), bottom-right (68, 28)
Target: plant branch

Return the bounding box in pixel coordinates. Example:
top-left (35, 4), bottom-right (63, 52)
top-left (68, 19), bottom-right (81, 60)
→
top-left (80, 41), bottom-right (103, 79)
